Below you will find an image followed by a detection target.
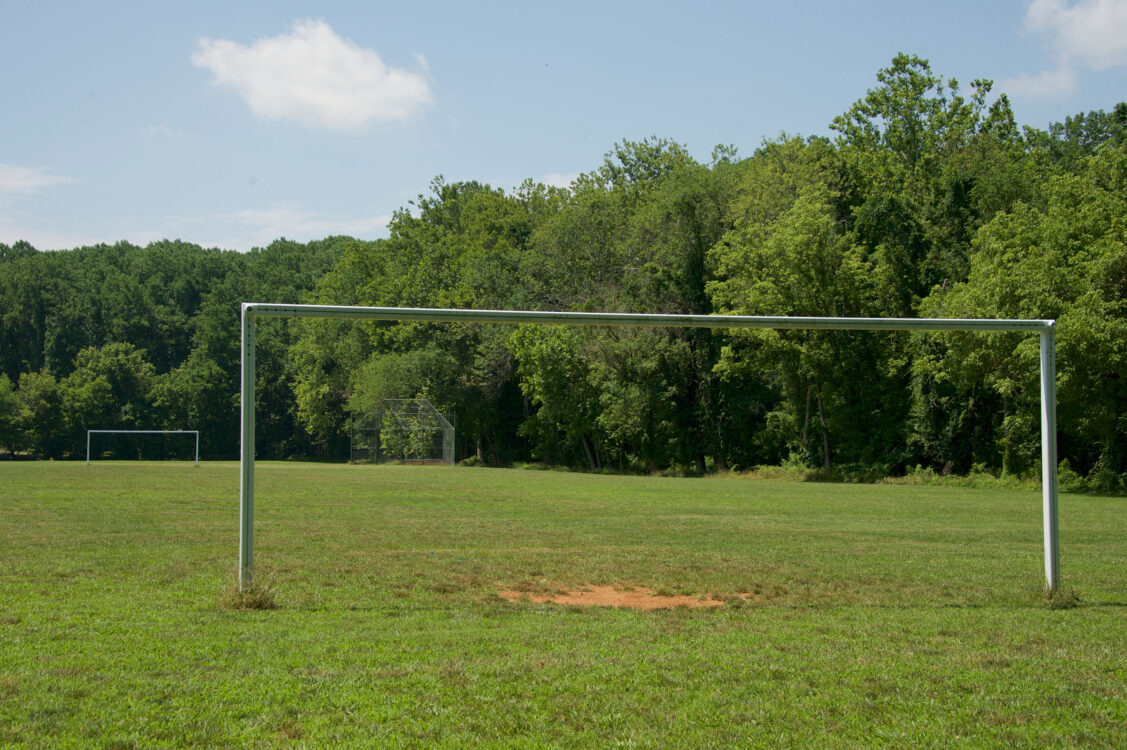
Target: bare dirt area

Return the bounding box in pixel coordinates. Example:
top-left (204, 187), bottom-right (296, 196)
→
top-left (498, 584), bottom-right (728, 610)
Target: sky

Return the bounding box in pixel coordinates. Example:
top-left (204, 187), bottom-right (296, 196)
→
top-left (2, 0), bottom-right (1125, 252)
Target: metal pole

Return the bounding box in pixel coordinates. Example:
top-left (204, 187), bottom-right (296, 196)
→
top-left (1040, 328), bottom-right (1061, 592)
top-left (194, 431), bottom-right (200, 466)
top-left (86, 431), bottom-right (90, 465)
top-left (246, 303), bottom-right (1054, 333)
top-left (239, 306), bottom-right (256, 591)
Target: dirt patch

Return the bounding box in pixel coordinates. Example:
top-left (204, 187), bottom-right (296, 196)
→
top-left (498, 585), bottom-right (728, 610)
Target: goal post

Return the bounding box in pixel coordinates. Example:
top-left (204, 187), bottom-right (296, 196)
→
top-left (87, 429), bottom-right (200, 465)
top-left (238, 303), bottom-right (1060, 593)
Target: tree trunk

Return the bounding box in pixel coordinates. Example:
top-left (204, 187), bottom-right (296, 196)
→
top-left (814, 380), bottom-right (831, 471)
top-left (486, 429), bottom-right (499, 466)
top-left (1002, 394), bottom-right (1012, 476)
top-left (802, 384), bottom-right (813, 458)
top-left (581, 434), bottom-right (600, 471)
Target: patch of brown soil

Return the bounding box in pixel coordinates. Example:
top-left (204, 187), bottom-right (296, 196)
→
top-left (498, 585), bottom-right (727, 610)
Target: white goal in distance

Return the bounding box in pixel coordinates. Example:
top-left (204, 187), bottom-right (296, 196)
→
top-left (86, 429), bottom-right (200, 465)
top-left (237, 303), bottom-right (1061, 594)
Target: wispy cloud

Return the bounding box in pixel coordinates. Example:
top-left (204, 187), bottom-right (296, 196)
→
top-left (0, 216), bottom-right (112, 252)
top-left (0, 206), bottom-right (390, 253)
top-left (0, 164), bottom-right (75, 196)
top-left (1000, 67), bottom-right (1078, 100)
top-left (223, 206), bottom-right (390, 237)
top-left (1004, 0), bottom-right (1127, 99)
top-left (535, 172), bottom-right (579, 189)
top-left (196, 205), bottom-right (391, 250)
top-left (191, 19), bottom-right (433, 132)
top-left (143, 124), bottom-right (185, 138)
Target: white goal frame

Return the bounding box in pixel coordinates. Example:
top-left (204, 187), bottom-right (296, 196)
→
top-left (238, 303), bottom-right (1060, 593)
top-left (87, 429), bottom-right (200, 465)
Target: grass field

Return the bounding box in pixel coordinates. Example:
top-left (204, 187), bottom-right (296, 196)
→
top-left (1, 461), bottom-right (1124, 747)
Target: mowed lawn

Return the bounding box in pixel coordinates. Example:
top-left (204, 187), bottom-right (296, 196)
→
top-left (0, 462), bottom-right (1124, 748)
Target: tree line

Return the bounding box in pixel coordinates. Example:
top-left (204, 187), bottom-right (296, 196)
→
top-left (2, 56), bottom-right (1125, 489)
top-left (0, 238), bottom-right (343, 459)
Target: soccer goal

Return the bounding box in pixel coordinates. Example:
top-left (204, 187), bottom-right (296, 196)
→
top-left (236, 303), bottom-right (1060, 594)
top-left (86, 429), bottom-right (200, 465)
top-left (351, 398), bottom-right (455, 464)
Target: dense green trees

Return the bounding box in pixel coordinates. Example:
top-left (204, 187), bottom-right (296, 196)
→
top-left (0, 238), bottom-right (344, 458)
top-left (0, 374), bottom-right (19, 456)
top-left (1, 55), bottom-right (1124, 487)
top-left (923, 141), bottom-right (1127, 483)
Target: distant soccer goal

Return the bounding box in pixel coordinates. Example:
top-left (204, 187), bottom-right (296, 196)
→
top-left (351, 398), bottom-right (455, 464)
top-left (86, 430), bottom-right (200, 465)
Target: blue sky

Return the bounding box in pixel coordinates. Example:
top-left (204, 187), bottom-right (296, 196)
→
top-left (2, 1), bottom-right (1125, 251)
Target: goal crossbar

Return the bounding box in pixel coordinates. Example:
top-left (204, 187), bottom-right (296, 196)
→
top-left (238, 303), bottom-right (1060, 593)
top-left (87, 429), bottom-right (200, 465)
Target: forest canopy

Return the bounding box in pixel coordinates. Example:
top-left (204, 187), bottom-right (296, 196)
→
top-left (2, 56), bottom-right (1125, 490)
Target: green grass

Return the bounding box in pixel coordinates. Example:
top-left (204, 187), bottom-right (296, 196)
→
top-left (1, 461), bottom-right (1124, 747)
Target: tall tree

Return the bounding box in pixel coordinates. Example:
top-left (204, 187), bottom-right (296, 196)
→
top-left (922, 142), bottom-right (1127, 482)
top-left (16, 371), bottom-right (65, 458)
top-left (0, 374), bottom-right (21, 456)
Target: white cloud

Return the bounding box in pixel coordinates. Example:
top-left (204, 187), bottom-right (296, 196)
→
top-left (211, 206), bottom-right (391, 250)
top-left (224, 206), bottom-right (390, 236)
top-left (0, 164), bottom-right (75, 196)
top-left (1007, 0), bottom-right (1127, 100)
top-left (0, 217), bottom-right (112, 251)
top-left (0, 206), bottom-right (390, 253)
top-left (1001, 66), bottom-right (1078, 99)
top-left (535, 172), bottom-right (579, 189)
top-left (1027, 0), bottom-right (1127, 70)
top-left (144, 124), bottom-right (184, 137)
top-left (192, 19), bottom-right (433, 132)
